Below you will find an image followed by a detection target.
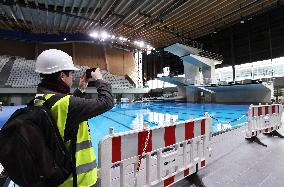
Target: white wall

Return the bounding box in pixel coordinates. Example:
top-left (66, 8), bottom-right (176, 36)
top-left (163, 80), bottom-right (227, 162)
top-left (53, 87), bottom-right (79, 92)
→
top-left (185, 84), bottom-right (271, 103)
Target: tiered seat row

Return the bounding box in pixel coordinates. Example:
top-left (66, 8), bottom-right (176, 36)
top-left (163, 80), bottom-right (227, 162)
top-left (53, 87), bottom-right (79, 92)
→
top-left (74, 65), bottom-right (89, 79)
top-left (113, 75), bottom-right (133, 89)
top-left (0, 55), bottom-right (10, 72)
top-left (5, 58), bottom-right (40, 88)
top-left (102, 71), bottom-right (133, 89)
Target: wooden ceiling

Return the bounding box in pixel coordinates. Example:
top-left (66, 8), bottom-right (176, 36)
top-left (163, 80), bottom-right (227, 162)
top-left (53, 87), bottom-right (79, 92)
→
top-left (0, 0), bottom-right (282, 48)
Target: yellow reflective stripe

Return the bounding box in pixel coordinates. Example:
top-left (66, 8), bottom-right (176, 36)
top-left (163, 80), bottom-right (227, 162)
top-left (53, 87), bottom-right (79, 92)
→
top-left (76, 147), bottom-right (96, 167)
top-left (77, 121), bottom-right (91, 143)
top-left (77, 167), bottom-right (97, 186)
top-left (76, 159), bottom-right (97, 174)
top-left (49, 95), bottom-right (70, 138)
top-left (76, 140), bottom-right (92, 152)
top-left (59, 167), bottom-right (97, 187)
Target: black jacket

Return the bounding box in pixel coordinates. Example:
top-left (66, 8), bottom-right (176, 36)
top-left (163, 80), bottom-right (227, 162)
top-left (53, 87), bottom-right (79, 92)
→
top-left (37, 79), bottom-right (114, 140)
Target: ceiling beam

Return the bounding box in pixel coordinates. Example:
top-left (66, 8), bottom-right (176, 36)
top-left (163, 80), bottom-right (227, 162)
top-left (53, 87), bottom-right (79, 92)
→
top-left (116, 0), bottom-right (173, 40)
top-left (23, 0), bottom-right (36, 32)
top-left (64, 0), bottom-right (76, 33)
top-left (0, 4), bottom-right (18, 29)
top-left (133, 0), bottom-right (218, 43)
top-left (114, 0), bottom-right (167, 34)
top-left (52, 0), bottom-right (57, 33)
top-left (103, 0), bottom-right (134, 29)
top-left (0, 19), bottom-right (12, 30)
top-left (58, 0), bottom-right (67, 31)
top-left (69, 0), bottom-right (85, 33)
top-left (15, 2), bottom-right (28, 30)
top-left (34, 0), bottom-right (43, 33)
top-left (77, 0), bottom-right (92, 32)
top-left (80, 0), bottom-right (101, 32)
top-left (44, 0), bottom-right (49, 33)
top-left (111, 0), bottom-right (157, 32)
top-left (0, 0), bottom-right (101, 27)
top-left (86, 0), bottom-right (119, 32)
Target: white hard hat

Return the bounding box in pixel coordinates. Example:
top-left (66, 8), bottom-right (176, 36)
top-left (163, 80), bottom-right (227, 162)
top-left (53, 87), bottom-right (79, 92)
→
top-left (35, 49), bottom-right (79, 74)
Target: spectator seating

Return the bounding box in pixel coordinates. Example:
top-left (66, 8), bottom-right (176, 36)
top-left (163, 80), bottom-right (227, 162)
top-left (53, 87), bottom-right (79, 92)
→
top-left (2, 56), bottom-right (134, 89)
top-left (5, 58), bottom-right (40, 88)
top-left (102, 71), bottom-right (133, 89)
top-left (0, 55), bottom-right (10, 72)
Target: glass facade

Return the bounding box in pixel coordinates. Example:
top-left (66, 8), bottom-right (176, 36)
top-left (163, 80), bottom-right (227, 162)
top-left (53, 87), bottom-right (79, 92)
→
top-left (216, 57), bottom-right (284, 82)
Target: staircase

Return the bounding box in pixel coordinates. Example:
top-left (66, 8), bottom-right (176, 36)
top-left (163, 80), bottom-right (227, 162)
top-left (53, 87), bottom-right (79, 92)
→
top-left (274, 87), bottom-right (284, 97)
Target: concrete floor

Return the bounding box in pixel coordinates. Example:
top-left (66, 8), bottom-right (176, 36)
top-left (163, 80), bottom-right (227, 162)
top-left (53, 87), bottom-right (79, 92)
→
top-left (173, 114), bottom-right (284, 187)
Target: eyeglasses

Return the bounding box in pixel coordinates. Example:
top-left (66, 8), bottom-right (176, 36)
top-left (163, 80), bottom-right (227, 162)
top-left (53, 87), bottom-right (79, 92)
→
top-left (69, 71), bottom-right (75, 76)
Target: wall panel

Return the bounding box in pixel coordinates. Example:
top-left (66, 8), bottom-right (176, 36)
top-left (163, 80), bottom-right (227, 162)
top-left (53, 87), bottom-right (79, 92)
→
top-left (105, 47), bottom-right (135, 76)
top-left (73, 43), bottom-right (106, 69)
top-left (0, 39), bottom-right (136, 77)
top-left (0, 39), bottom-right (35, 59)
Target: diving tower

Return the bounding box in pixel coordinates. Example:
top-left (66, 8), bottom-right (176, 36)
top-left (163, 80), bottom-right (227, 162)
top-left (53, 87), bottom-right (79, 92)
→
top-left (161, 43), bottom-right (271, 103)
top-left (164, 43), bottom-right (221, 85)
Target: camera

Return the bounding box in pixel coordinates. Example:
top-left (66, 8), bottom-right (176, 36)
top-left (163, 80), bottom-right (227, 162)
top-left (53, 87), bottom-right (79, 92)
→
top-left (85, 68), bottom-right (97, 79)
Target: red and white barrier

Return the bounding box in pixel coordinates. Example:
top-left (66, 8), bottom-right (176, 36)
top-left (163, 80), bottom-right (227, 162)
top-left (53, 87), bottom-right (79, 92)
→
top-left (98, 114), bottom-right (212, 187)
top-left (246, 103), bottom-right (283, 138)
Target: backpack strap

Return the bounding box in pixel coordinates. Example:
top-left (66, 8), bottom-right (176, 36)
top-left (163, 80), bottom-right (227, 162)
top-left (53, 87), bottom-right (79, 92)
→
top-left (42, 94), bottom-right (65, 110)
top-left (44, 94), bottom-right (78, 187)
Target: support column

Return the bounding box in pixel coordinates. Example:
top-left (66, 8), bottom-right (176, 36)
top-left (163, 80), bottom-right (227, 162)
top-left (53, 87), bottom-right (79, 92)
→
top-left (183, 62), bottom-right (200, 84)
top-left (230, 28), bottom-right (236, 82)
top-left (202, 66), bottom-right (216, 84)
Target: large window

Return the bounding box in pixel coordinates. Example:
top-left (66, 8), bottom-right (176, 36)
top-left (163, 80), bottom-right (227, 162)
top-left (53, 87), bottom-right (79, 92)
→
top-left (215, 66), bottom-right (233, 82)
top-left (216, 57), bottom-right (284, 82)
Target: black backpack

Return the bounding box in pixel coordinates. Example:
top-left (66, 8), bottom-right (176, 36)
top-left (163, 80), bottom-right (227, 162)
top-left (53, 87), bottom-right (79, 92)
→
top-left (0, 95), bottom-right (77, 187)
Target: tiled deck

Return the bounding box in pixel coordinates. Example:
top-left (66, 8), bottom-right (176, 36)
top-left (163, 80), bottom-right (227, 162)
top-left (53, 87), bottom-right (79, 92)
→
top-left (173, 113), bottom-right (284, 187)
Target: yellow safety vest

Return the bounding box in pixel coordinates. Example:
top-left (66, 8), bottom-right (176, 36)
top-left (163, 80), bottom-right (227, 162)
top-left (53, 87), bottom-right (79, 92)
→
top-left (38, 94), bottom-right (97, 187)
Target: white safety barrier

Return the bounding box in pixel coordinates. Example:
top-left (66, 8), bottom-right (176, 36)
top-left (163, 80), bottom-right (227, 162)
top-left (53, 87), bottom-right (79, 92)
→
top-left (246, 103), bottom-right (283, 138)
top-left (98, 114), bottom-right (212, 187)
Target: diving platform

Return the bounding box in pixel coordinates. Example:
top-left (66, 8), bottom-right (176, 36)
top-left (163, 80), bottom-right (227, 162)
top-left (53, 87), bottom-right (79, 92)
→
top-left (158, 76), bottom-right (187, 87)
top-left (164, 43), bottom-right (222, 85)
top-left (182, 54), bottom-right (221, 68)
top-left (164, 43), bottom-right (201, 57)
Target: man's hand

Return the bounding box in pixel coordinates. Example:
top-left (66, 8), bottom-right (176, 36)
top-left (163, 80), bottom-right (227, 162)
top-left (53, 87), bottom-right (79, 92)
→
top-left (91, 68), bottom-right (103, 80)
top-left (78, 73), bottom-right (88, 92)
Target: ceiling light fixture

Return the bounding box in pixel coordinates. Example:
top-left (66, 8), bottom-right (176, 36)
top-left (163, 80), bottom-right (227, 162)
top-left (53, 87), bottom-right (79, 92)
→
top-left (90, 32), bottom-right (98, 38)
top-left (100, 31), bottom-right (109, 40)
top-left (119, 36), bottom-right (127, 41)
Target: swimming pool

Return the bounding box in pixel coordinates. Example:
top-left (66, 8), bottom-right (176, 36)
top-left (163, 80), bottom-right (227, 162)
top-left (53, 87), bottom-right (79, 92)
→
top-left (88, 102), bottom-right (249, 157)
top-left (0, 102), bottom-right (249, 158)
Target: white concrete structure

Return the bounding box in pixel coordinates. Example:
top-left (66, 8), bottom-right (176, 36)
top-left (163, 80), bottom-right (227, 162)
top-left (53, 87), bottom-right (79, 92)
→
top-left (163, 43), bottom-right (274, 103)
top-left (164, 43), bottom-right (221, 85)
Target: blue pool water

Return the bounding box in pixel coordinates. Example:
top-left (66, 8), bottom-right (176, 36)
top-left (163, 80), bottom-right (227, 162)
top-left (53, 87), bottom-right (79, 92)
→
top-left (88, 102), bottom-right (249, 157)
top-left (0, 102), bottom-right (249, 158)
top-left (0, 105), bottom-right (25, 127)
